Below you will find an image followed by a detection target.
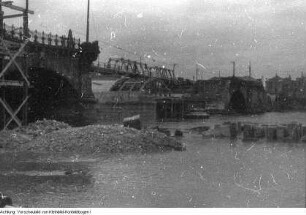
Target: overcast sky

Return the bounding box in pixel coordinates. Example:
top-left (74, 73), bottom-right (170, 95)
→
top-left (4, 0), bottom-right (306, 79)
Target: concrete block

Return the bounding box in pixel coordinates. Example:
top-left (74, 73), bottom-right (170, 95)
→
top-left (245, 124), bottom-right (255, 137)
top-left (254, 126), bottom-right (265, 138)
top-left (288, 122), bottom-right (298, 130)
top-left (230, 123), bottom-right (238, 138)
top-left (202, 125), bottom-right (230, 138)
top-left (237, 122), bottom-right (242, 133)
top-left (261, 125), bottom-right (269, 138)
top-left (298, 124), bottom-right (303, 138)
top-left (156, 127), bottom-right (171, 136)
top-left (174, 129), bottom-right (183, 137)
top-left (219, 125), bottom-right (231, 137)
top-left (266, 126), bottom-right (277, 141)
top-left (292, 127), bottom-right (301, 142)
top-left (283, 126), bottom-right (290, 137)
top-left (242, 124), bottom-right (259, 141)
top-left (276, 126), bottom-right (286, 140)
top-left (302, 126), bottom-right (306, 136)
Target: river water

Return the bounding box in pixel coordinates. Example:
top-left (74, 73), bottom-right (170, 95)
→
top-left (0, 112), bottom-right (305, 208)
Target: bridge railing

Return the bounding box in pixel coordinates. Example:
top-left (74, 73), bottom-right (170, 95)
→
top-left (2, 23), bottom-right (81, 49)
top-left (104, 57), bottom-right (176, 81)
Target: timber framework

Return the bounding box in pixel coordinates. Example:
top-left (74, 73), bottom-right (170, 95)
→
top-left (0, 0), bottom-right (32, 129)
top-left (0, 0), bottom-right (97, 130)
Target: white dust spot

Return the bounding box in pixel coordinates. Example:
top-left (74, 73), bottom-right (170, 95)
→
top-left (137, 12), bottom-right (143, 18)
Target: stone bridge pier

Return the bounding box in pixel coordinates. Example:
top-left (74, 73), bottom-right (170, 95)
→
top-left (228, 77), bottom-right (267, 113)
top-left (194, 76), bottom-right (268, 113)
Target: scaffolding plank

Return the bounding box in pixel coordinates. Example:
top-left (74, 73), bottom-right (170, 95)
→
top-left (0, 80), bottom-right (24, 87)
top-left (0, 40), bottom-right (22, 49)
top-left (3, 13), bottom-right (23, 19)
top-left (0, 50), bottom-right (25, 56)
top-left (0, 2), bottom-right (34, 14)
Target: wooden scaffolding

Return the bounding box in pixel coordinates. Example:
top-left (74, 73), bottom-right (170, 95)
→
top-left (0, 0), bottom-right (33, 129)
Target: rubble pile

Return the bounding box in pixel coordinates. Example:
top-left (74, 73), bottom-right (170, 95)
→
top-left (0, 119), bottom-right (71, 149)
top-left (21, 125), bottom-right (185, 153)
top-left (0, 120), bottom-right (185, 153)
top-left (15, 119), bottom-right (71, 137)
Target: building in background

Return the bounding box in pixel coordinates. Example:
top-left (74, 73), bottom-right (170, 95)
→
top-left (265, 73), bottom-right (306, 110)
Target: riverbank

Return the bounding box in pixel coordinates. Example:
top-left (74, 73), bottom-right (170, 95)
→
top-left (0, 113), bottom-right (305, 208)
top-left (0, 119), bottom-right (185, 154)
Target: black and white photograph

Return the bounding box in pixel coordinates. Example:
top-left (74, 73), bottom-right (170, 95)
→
top-left (0, 0), bottom-right (305, 211)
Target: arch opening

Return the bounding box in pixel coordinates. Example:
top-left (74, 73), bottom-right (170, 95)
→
top-left (229, 90), bottom-right (246, 113)
top-left (2, 67), bottom-right (84, 127)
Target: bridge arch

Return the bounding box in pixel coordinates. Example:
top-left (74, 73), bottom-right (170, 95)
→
top-left (228, 90), bottom-right (247, 113)
top-left (4, 67), bottom-right (82, 124)
top-left (28, 67), bottom-right (82, 122)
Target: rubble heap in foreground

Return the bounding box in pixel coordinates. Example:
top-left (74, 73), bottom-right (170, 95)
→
top-left (0, 120), bottom-right (185, 154)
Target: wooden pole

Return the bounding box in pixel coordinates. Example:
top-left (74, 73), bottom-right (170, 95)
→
top-left (0, 1), bottom-right (4, 129)
top-left (86, 0), bottom-right (90, 42)
top-left (0, 0), bottom-right (3, 36)
top-left (23, 0), bottom-right (29, 37)
top-left (248, 61), bottom-right (252, 77)
top-left (0, 54), bottom-right (5, 130)
top-left (1, 84), bottom-right (5, 129)
top-left (23, 56), bottom-right (28, 125)
top-left (195, 64), bottom-right (198, 81)
top-left (231, 61), bottom-right (236, 77)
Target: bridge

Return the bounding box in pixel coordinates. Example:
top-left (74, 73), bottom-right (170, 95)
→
top-left (194, 76), bottom-right (269, 113)
top-left (93, 57), bottom-right (195, 94)
top-left (0, 1), bottom-right (99, 129)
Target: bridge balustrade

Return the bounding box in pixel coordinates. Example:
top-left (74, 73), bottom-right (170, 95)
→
top-left (2, 23), bottom-right (81, 50)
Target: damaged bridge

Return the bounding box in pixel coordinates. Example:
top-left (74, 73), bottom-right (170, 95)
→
top-left (194, 76), bottom-right (269, 113)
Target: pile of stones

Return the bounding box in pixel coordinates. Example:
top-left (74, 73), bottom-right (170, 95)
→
top-left (0, 120), bottom-right (186, 153)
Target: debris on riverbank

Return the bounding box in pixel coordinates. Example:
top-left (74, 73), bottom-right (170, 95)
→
top-left (202, 121), bottom-right (306, 143)
top-left (15, 119), bottom-right (71, 137)
top-left (0, 120), bottom-right (185, 153)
